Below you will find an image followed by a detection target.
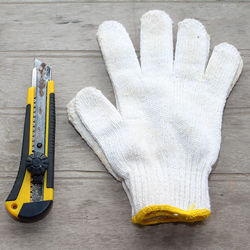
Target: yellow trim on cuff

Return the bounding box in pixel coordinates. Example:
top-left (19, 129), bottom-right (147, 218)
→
top-left (132, 204), bottom-right (210, 225)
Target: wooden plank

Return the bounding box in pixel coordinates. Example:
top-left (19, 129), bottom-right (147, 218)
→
top-left (0, 54), bottom-right (249, 109)
top-left (0, 3), bottom-right (249, 51)
top-left (1, 178), bottom-right (250, 250)
top-left (1, 0), bottom-right (250, 3)
top-left (0, 56), bottom-right (114, 109)
top-left (217, 108), bottom-right (250, 174)
top-left (1, 110), bottom-right (250, 174)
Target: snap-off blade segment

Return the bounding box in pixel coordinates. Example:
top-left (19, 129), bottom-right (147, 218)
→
top-left (33, 59), bottom-right (51, 154)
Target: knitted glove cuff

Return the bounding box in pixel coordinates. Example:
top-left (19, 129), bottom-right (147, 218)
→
top-left (126, 164), bottom-right (211, 225)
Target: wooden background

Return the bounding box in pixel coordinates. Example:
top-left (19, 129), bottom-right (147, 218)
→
top-left (0, 1), bottom-right (250, 249)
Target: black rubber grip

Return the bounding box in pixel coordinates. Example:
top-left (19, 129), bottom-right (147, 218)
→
top-left (47, 93), bottom-right (55, 188)
top-left (18, 200), bottom-right (53, 221)
top-left (6, 105), bottom-right (31, 201)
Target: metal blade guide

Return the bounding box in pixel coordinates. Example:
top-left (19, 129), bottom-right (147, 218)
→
top-left (31, 60), bottom-right (51, 202)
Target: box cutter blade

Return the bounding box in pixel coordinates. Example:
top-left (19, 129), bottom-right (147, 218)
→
top-left (5, 60), bottom-right (55, 221)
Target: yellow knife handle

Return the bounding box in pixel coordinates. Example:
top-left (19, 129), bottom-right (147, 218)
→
top-left (5, 81), bottom-right (55, 221)
top-left (5, 87), bottom-right (35, 219)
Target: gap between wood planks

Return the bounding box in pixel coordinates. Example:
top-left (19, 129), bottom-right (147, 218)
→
top-left (1, 171), bottom-right (250, 181)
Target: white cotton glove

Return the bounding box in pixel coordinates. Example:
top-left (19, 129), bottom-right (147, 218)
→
top-left (67, 10), bottom-right (243, 225)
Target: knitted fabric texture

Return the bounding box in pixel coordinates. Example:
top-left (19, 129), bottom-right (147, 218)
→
top-left (67, 10), bottom-right (243, 225)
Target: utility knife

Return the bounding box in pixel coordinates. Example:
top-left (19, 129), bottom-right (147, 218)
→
top-left (5, 59), bottom-right (55, 221)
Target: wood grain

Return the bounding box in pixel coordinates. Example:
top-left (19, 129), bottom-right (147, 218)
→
top-left (1, 0), bottom-right (250, 3)
top-left (0, 3), bottom-right (249, 51)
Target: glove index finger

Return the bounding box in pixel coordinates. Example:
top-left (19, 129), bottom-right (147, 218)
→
top-left (97, 21), bottom-right (141, 88)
